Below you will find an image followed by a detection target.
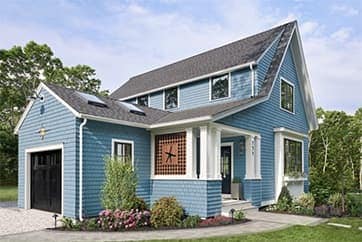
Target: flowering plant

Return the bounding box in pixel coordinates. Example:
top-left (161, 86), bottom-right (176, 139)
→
top-left (98, 209), bottom-right (151, 231)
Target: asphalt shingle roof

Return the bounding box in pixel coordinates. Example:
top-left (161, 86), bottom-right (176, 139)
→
top-left (44, 21), bottom-right (296, 127)
top-left (111, 21), bottom-right (295, 100)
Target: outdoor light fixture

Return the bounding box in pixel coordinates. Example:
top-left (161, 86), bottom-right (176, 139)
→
top-left (52, 214), bottom-right (58, 228)
top-left (229, 208), bottom-right (235, 223)
top-left (38, 126), bottom-right (47, 140)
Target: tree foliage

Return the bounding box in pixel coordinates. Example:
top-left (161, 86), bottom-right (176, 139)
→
top-left (309, 107), bottom-right (362, 205)
top-left (0, 41), bottom-right (108, 185)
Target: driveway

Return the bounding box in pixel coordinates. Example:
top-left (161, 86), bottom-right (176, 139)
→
top-left (0, 206), bottom-right (54, 236)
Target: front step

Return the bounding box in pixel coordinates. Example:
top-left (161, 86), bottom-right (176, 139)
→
top-left (221, 199), bottom-right (257, 216)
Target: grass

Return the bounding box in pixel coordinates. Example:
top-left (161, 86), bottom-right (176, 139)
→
top-left (145, 218), bottom-right (362, 242)
top-left (0, 186), bottom-right (17, 202)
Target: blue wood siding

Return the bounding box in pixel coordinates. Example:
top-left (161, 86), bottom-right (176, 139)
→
top-left (256, 35), bottom-right (281, 93)
top-left (18, 88), bottom-right (78, 217)
top-left (82, 120), bottom-right (151, 217)
top-left (149, 91), bottom-right (163, 109)
top-left (218, 46), bottom-right (309, 205)
top-left (151, 180), bottom-right (221, 217)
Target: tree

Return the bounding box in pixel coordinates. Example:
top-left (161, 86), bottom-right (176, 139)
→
top-left (0, 41), bottom-right (108, 185)
top-left (309, 108), bottom-right (361, 206)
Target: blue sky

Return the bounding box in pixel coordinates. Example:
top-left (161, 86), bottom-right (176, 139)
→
top-left (1, 0), bottom-right (361, 113)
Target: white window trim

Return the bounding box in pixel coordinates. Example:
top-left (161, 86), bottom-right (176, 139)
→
top-left (163, 86), bottom-right (180, 110)
top-left (209, 72), bottom-right (232, 101)
top-left (221, 142), bottom-right (234, 184)
top-left (275, 131), bottom-right (305, 199)
top-left (111, 138), bottom-right (135, 166)
top-left (24, 143), bottom-right (64, 216)
top-left (135, 95), bottom-right (150, 107)
top-left (280, 77), bottom-right (295, 114)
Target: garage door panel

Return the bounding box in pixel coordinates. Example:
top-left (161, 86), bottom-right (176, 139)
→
top-left (31, 150), bottom-right (61, 213)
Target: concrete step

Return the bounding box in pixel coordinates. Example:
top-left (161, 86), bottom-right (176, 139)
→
top-left (221, 199), bottom-right (258, 216)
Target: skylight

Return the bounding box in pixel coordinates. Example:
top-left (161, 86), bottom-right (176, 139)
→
top-left (119, 101), bottom-right (145, 116)
top-left (76, 91), bottom-right (107, 108)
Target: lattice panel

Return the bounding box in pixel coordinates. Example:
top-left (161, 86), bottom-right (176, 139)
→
top-left (155, 132), bottom-right (186, 175)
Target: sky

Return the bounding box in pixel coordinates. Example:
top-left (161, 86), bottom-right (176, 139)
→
top-left (1, 0), bottom-right (361, 113)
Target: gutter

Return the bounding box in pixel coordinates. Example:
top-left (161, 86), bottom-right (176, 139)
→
top-left (79, 118), bottom-right (87, 221)
top-left (250, 63), bottom-right (255, 97)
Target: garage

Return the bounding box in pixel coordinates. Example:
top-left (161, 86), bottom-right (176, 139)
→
top-left (31, 150), bottom-right (61, 213)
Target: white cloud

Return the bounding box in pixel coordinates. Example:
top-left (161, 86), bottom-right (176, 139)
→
top-left (330, 27), bottom-right (352, 42)
top-left (331, 4), bottom-right (359, 17)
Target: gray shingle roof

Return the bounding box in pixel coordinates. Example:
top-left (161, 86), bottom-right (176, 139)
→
top-left (111, 21), bottom-right (296, 100)
top-left (44, 21), bottom-right (296, 128)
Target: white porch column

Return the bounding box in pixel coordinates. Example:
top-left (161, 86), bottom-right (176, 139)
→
top-left (214, 128), bottom-right (222, 179)
top-left (255, 136), bottom-right (261, 179)
top-left (186, 128), bottom-right (196, 178)
top-left (245, 135), bottom-right (262, 179)
top-left (199, 126), bottom-right (209, 179)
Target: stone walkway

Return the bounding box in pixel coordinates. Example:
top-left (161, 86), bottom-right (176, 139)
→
top-left (0, 207), bottom-right (326, 242)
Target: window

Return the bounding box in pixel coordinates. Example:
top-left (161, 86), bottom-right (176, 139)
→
top-left (211, 74), bottom-right (230, 100)
top-left (112, 139), bottom-right (133, 163)
top-left (284, 139), bottom-right (302, 175)
top-left (164, 87), bottom-right (178, 109)
top-left (280, 79), bottom-right (294, 113)
top-left (137, 95), bottom-right (149, 107)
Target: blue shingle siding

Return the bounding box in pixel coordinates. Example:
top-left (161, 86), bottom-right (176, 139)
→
top-left (243, 179), bottom-right (262, 206)
top-left (231, 69), bottom-right (252, 100)
top-left (149, 91), bottom-right (163, 109)
top-left (150, 180), bottom-right (221, 217)
top-left (256, 34), bottom-right (281, 93)
top-left (179, 78), bottom-right (209, 110)
top-left (18, 88), bottom-right (78, 217)
top-left (218, 46), bottom-right (309, 205)
top-left (82, 120), bottom-right (151, 217)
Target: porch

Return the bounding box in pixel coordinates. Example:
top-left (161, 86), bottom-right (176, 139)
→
top-left (150, 122), bottom-right (262, 217)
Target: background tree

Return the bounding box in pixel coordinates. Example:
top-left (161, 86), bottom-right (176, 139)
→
top-left (0, 41), bottom-right (108, 185)
top-left (309, 107), bottom-right (361, 206)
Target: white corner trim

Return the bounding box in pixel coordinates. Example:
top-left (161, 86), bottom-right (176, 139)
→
top-left (273, 127), bottom-right (308, 138)
top-left (279, 76), bottom-right (295, 114)
top-left (119, 61), bottom-right (256, 101)
top-left (24, 143), bottom-right (64, 216)
top-left (111, 138), bottom-right (135, 166)
top-left (79, 118), bottom-right (87, 221)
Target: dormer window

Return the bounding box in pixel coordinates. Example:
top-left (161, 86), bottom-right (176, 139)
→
top-left (137, 95), bottom-right (149, 107)
top-left (211, 74), bottom-right (230, 100)
top-left (280, 78), bottom-right (294, 113)
top-left (164, 87), bottom-right (178, 110)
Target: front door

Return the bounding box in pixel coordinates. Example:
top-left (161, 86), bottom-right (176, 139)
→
top-left (221, 146), bottom-right (232, 194)
top-left (31, 150), bottom-right (61, 213)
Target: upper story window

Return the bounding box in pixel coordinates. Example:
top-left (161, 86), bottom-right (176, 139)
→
top-left (164, 87), bottom-right (178, 110)
top-left (211, 74), bottom-right (230, 100)
top-left (284, 138), bottom-right (302, 175)
top-left (137, 95), bottom-right (149, 107)
top-left (112, 139), bottom-right (133, 164)
top-left (280, 78), bottom-right (294, 113)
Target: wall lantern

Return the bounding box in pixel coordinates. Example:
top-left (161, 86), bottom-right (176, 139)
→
top-left (39, 126), bottom-right (47, 140)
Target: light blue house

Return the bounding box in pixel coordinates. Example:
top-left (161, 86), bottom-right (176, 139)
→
top-left (15, 21), bottom-right (317, 219)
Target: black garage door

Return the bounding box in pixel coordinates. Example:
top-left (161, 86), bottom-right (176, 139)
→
top-left (31, 150), bottom-right (61, 213)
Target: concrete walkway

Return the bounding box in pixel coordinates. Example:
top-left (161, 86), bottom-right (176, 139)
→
top-left (0, 209), bottom-right (325, 242)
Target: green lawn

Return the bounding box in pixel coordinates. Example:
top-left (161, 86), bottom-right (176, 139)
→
top-left (0, 186), bottom-right (17, 202)
top-left (146, 218), bottom-right (362, 242)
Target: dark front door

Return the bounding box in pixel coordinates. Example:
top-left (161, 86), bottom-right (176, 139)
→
top-left (221, 146), bottom-right (232, 194)
top-left (31, 150), bottom-right (61, 213)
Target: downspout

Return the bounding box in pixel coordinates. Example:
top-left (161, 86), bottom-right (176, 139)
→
top-left (79, 118), bottom-right (87, 221)
top-left (250, 63), bottom-right (255, 97)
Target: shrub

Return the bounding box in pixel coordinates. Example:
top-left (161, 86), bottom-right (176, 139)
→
top-left (346, 193), bottom-right (362, 217)
top-left (233, 209), bottom-right (245, 220)
top-left (181, 215), bottom-right (201, 228)
top-left (276, 197), bottom-right (291, 211)
top-left (278, 186), bottom-right (293, 206)
top-left (60, 217), bottom-right (77, 230)
top-left (328, 193), bottom-right (343, 209)
top-left (295, 193), bottom-right (315, 210)
top-left (82, 218), bottom-right (98, 231)
top-left (98, 209), bottom-right (150, 231)
top-left (290, 203), bottom-right (314, 216)
top-left (123, 196), bottom-right (148, 211)
top-left (151, 197), bottom-right (184, 228)
top-left (101, 156), bottom-right (137, 210)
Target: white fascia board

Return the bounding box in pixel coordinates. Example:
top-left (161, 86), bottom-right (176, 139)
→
top-left (80, 114), bottom-right (150, 129)
top-left (149, 116), bottom-right (212, 129)
top-left (119, 61), bottom-right (256, 101)
top-left (273, 127), bottom-right (308, 138)
top-left (14, 82), bottom-right (81, 134)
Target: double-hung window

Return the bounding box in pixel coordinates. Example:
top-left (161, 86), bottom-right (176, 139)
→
top-left (284, 139), bottom-right (302, 175)
top-left (137, 95), bottom-right (149, 107)
top-left (164, 87), bottom-right (178, 109)
top-left (112, 139), bottom-right (133, 163)
top-left (280, 78), bottom-right (294, 113)
top-left (211, 74), bottom-right (230, 100)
